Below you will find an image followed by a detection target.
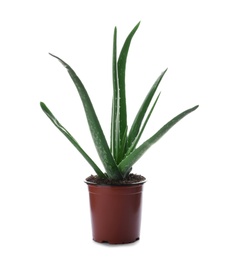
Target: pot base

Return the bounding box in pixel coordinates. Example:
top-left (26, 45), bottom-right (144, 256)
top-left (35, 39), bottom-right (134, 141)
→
top-left (93, 237), bottom-right (139, 244)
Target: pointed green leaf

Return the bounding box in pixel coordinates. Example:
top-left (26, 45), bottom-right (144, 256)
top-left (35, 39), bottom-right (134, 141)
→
top-left (49, 53), bottom-right (122, 180)
top-left (119, 126), bottom-right (128, 162)
top-left (40, 102), bottom-right (106, 178)
top-left (127, 69), bottom-right (167, 149)
top-left (117, 21), bottom-right (141, 161)
top-left (125, 92), bottom-right (161, 157)
top-left (119, 105), bottom-right (199, 176)
top-left (110, 27), bottom-right (120, 161)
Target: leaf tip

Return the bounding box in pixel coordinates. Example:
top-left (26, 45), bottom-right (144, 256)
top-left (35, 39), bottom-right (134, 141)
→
top-left (49, 53), bottom-right (59, 60)
top-left (134, 21), bottom-right (141, 30)
top-left (40, 102), bottom-right (48, 113)
top-left (48, 53), bottom-right (68, 68)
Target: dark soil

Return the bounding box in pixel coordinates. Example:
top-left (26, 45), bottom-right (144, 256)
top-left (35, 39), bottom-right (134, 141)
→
top-left (85, 174), bottom-right (146, 185)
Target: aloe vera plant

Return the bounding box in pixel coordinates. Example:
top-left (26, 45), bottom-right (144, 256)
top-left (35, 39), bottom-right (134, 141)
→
top-left (40, 22), bottom-right (198, 180)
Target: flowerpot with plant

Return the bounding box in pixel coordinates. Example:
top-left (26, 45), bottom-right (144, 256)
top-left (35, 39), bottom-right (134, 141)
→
top-left (40, 22), bottom-right (198, 244)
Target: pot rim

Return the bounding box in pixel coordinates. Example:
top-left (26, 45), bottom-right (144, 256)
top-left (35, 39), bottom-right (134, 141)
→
top-left (84, 179), bottom-right (147, 186)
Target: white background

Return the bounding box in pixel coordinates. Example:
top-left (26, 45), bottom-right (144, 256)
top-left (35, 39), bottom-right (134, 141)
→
top-left (0, 0), bottom-right (233, 259)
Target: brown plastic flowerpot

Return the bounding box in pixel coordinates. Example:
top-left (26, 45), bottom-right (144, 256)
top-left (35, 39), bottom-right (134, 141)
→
top-left (85, 181), bottom-right (146, 244)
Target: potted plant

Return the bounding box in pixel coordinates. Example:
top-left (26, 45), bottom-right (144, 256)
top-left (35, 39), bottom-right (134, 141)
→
top-left (40, 22), bottom-right (198, 244)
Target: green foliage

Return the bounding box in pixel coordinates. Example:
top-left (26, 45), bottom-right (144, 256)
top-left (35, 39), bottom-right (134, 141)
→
top-left (40, 22), bottom-right (198, 180)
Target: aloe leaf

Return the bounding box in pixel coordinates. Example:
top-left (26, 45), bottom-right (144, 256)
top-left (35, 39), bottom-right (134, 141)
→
top-left (117, 21), bottom-right (140, 161)
top-left (119, 105), bottom-right (199, 176)
top-left (110, 27), bottom-right (120, 161)
top-left (125, 92), bottom-right (161, 157)
top-left (40, 102), bottom-right (106, 178)
top-left (49, 53), bottom-right (122, 180)
top-left (118, 126), bottom-right (128, 162)
top-left (127, 69), bottom-right (167, 149)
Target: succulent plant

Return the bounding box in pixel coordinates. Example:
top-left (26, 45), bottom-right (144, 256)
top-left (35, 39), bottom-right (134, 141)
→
top-left (40, 22), bottom-right (198, 180)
